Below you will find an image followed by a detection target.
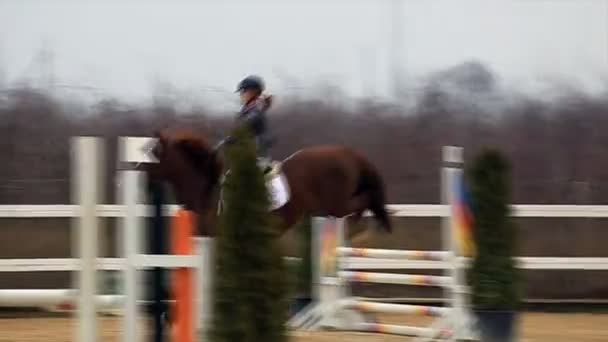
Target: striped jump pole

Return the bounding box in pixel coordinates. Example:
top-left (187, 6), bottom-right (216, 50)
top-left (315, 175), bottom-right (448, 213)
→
top-left (355, 322), bottom-right (453, 339)
top-left (338, 247), bottom-right (449, 261)
top-left (339, 271), bottom-right (451, 287)
top-left (338, 299), bottom-right (449, 316)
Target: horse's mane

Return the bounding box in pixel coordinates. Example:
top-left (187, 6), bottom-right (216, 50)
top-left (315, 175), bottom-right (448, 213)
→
top-left (157, 127), bottom-right (224, 189)
top-left (167, 128), bottom-right (214, 152)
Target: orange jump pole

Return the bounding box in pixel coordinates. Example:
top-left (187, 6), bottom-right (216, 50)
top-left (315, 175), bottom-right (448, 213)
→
top-left (171, 209), bottom-right (195, 342)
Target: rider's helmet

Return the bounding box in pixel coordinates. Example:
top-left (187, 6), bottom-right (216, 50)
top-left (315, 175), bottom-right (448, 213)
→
top-left (236, 75), bottom-right (265, 93)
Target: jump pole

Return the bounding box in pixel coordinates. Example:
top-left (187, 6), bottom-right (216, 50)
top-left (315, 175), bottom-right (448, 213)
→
top-left (119, 136), bottom-right (152, 342)
top-left (195, 234), bottom-right (214, 339)
top-left (72, 136), bottom-right (101, 342)
top-left (74, 136), bottom-right (133, 342)
top-left (121, 168), bottom-right (142, 342)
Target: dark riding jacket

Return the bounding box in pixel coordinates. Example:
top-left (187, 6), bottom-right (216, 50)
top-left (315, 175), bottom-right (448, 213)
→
top-left (236, 97), bottom-right (272, 157)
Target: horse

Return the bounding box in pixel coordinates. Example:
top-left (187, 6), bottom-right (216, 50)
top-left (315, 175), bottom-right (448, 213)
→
top-left (142, 127), bottom-right (393, 242)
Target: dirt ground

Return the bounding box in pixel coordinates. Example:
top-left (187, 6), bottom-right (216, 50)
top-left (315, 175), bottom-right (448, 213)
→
top-left (0, 312), bottom-right (606, 342)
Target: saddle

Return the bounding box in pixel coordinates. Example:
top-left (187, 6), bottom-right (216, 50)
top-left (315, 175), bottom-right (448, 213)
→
top-left (217, 159), bottom-right (288, 214)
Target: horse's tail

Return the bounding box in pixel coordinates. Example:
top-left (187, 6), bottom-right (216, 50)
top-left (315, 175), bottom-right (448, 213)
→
top-left (356, 157), bottom-right (392, 233)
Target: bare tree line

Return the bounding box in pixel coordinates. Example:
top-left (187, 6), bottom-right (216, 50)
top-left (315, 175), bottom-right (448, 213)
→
top-left (2, 61), bottom-right (607, 206)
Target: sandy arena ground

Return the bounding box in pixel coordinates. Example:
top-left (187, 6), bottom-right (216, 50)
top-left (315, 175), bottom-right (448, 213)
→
top-left (0, 312), bottom-right (607, 342)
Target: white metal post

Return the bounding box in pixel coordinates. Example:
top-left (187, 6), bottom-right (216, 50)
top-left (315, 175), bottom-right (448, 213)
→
top-left (122, 170), bottom-right (141, 342)
top-left (314, 217), bottom-right (346, 306)
top-left (335, 218), bottom-right (348, 303)
top-left (72, 137), bottom-right (100, 342)
top-left (313, 216), bottom-right (353, 329)
top-left (195, 237), bottom-right (214, 339)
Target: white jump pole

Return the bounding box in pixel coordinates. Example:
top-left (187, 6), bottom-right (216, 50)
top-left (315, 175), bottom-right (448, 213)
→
top-left (121, 169), bottom-right (142, 342)
top-left (195, 236), bottom-right (214, 338)
top-left (0, 289), bottom-right (123, 309)
top-left (72, 137), bottom-right (101, 342)
top-left (119, 136), bottom-right (159, 342)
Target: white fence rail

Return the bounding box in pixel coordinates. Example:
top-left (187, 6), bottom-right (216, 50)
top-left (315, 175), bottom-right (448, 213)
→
top-left (4, 204), bottom-right (608, 218)
top-left (2, 204), bottom-right (608, 272)
top-left (0, 204), bottom-right (180, 217)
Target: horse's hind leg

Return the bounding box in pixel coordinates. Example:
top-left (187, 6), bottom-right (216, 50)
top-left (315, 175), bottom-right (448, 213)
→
top-left (349, 193), bottom-right (374, 216)
top-left (335, 193), bottom-right (377, 247)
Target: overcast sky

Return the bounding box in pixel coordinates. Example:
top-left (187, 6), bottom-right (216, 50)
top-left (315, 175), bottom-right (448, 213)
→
top-left (1, 0), bottom-right (607, 109)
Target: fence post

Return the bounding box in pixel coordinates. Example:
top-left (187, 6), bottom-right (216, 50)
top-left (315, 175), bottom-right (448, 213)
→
top-left (122, 169), bottom-right (142, 342)
top-left (72, 137), bottom-right (101, 342)
top-left (195, 236), bottom-right (214, 339)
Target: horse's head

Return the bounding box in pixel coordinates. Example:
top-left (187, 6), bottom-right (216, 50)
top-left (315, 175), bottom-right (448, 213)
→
top-left (149, 127), bottom-right (224, 211)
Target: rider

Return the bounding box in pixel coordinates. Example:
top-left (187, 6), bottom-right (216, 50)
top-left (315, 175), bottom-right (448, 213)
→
top-left (232, 74), bottom-right (274, 172)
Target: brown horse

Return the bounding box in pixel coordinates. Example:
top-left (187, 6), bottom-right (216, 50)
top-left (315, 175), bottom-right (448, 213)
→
top-left (143, 127), bottom-right (392, 240)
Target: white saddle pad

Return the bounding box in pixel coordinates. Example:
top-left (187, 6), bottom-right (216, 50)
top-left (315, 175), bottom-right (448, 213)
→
top-left (217, 169), bottom-right (290, 214)
top-left (266, 172), bottom-right (290, 210)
